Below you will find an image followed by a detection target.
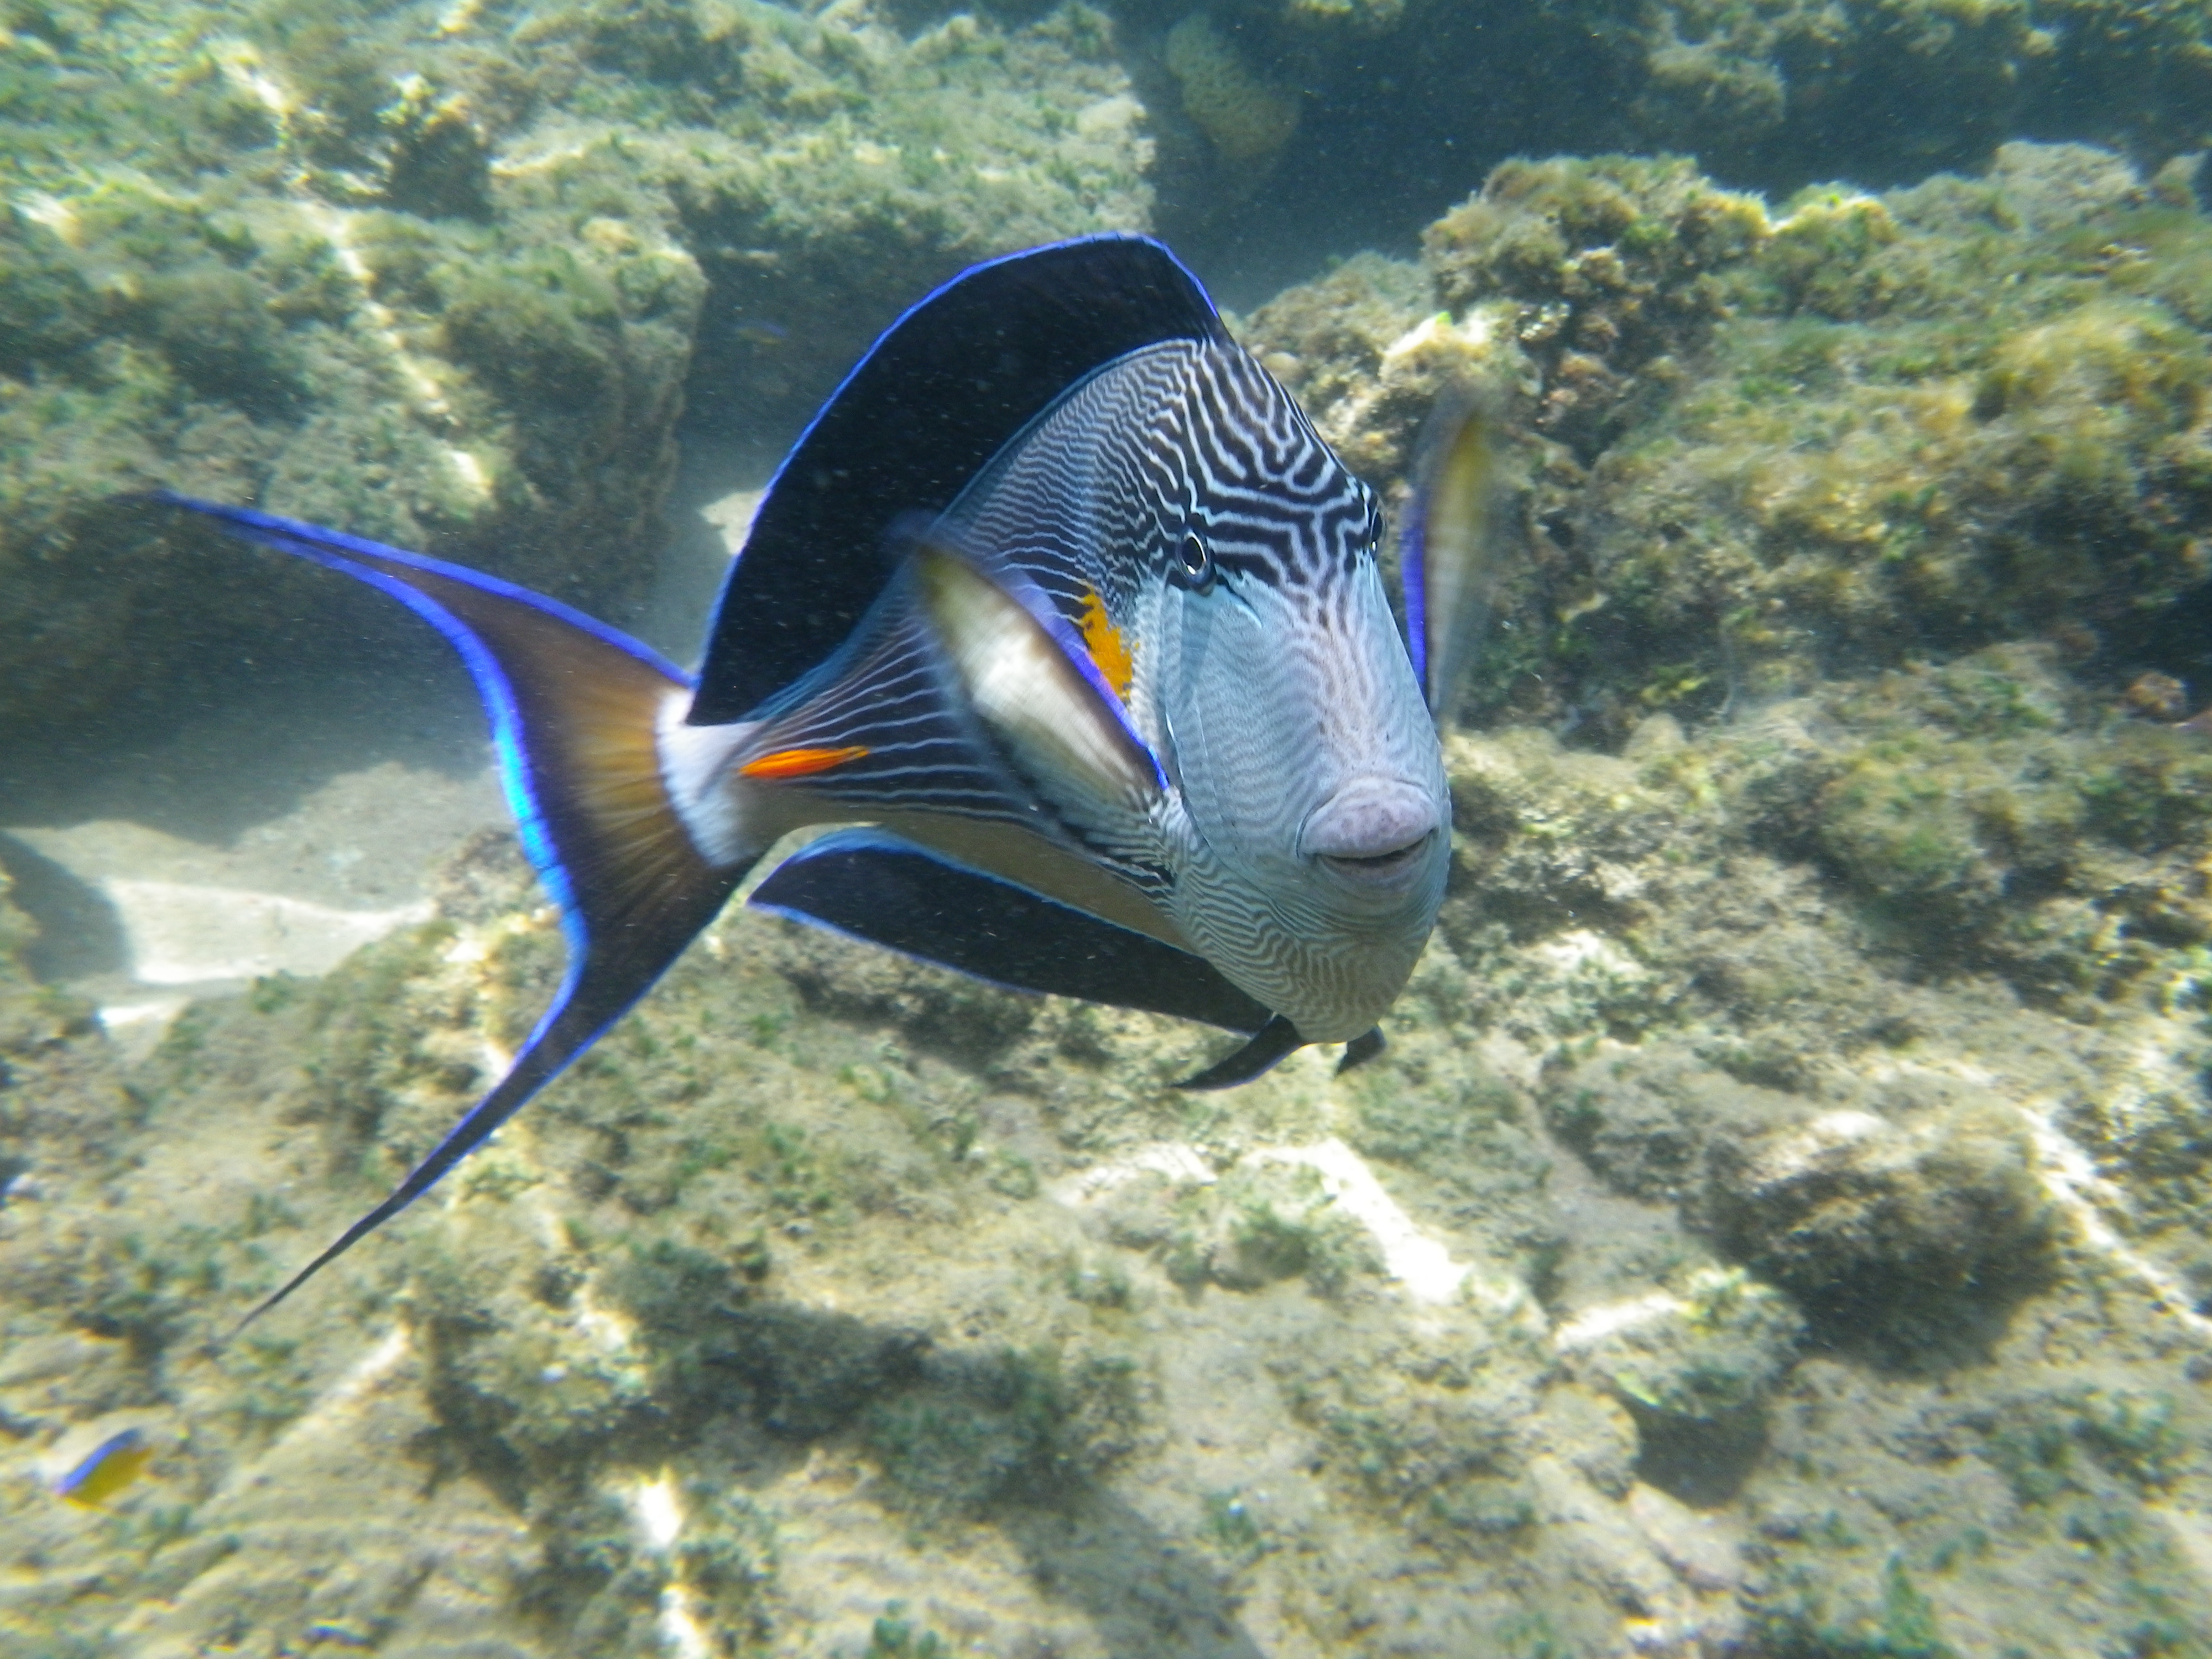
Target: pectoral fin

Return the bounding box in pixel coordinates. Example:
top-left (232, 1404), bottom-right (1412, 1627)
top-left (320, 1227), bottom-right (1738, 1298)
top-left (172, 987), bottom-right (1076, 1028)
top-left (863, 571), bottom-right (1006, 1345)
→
top-left (1176, 1014), bottom-right (1304, 1091)
top-left (1337, 1026), bottom-right (1386, 1074)
top-left (911, 542), bottom-right (1165, 844)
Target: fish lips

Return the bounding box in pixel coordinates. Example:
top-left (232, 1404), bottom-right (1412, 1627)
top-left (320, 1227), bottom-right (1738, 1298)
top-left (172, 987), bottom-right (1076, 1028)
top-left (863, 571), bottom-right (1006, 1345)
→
top-left (1299, 779), bottom-right (1447, 891)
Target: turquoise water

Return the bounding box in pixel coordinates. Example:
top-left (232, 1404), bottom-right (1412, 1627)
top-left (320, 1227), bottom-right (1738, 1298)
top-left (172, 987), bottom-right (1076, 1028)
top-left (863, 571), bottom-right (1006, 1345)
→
top-left (4, 3), bottom-right (2212, 1654)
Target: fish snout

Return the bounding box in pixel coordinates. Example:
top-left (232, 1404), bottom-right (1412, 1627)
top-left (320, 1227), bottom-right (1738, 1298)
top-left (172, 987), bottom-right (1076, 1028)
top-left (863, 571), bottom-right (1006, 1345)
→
top-left (1301, 780), bottom-right (1444, 886)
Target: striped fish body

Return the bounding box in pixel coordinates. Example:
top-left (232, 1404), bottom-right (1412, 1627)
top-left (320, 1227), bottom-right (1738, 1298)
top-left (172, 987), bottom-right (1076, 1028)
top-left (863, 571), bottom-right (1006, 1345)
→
top-left (928, 338), bottom-right (1451, 1041)
top-left (160, 236), bottom-right (1458, 1322)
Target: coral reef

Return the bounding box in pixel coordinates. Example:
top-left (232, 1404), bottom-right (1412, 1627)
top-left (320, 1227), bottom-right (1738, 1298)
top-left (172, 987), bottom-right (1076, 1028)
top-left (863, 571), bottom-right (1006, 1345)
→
top-left (13, 639), bottom-right (2212, 1651)
top-left (0, 829), bottom-right (1653, 1655)
top-left (1247, 142), bottom-right (2212, 735)
top-left (1420, 155), bottom-right (1768, 455)
top-left (1128, 0), bottom-right (2211, 273)
top-left (13, 6), bottom-right (2212, 1653)
top-left (0, 0), bottom-right (1152, 744)
top-left (1703, 1093), bottom-right (2052, 1327)
top-left (1559, 1263), bottom-right (1805, 1424)
top-left (0, 40), bottom-right (701, 737)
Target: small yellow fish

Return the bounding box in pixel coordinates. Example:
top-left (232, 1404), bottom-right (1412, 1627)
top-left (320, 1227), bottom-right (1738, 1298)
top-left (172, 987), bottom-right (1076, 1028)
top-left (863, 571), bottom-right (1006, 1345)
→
top-left (54, 1427), bottom-right (153, 1508)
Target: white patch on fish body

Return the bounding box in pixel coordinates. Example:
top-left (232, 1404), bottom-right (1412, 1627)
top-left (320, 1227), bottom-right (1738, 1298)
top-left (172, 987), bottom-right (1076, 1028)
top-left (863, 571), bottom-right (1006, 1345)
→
top-left (655, 692), bottom-right (760, 867)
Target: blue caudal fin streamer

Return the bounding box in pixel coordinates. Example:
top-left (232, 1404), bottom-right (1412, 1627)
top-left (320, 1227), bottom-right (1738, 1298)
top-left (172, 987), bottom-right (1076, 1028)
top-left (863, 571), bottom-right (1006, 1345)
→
top-left (152, 495), bottom-right (748, 1324)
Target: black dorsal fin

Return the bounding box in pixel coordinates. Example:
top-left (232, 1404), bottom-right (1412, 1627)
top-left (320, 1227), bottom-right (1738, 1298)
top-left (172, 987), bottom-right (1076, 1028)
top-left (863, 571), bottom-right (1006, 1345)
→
top-left (690, 234), bottom-right (1225, 725)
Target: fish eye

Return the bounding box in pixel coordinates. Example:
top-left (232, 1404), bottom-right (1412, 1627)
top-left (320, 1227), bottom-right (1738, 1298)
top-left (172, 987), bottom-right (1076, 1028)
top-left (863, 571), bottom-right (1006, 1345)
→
top-left (1173, 532), bottom-right (1214, 589)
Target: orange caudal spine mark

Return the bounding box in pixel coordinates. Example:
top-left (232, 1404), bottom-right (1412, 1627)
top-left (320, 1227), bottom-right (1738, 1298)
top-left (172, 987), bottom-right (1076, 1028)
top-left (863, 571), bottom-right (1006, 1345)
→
top-left (1077, 587), bottom-right (1135, 700)
top-left (739, 745), bottom-right (870, 780)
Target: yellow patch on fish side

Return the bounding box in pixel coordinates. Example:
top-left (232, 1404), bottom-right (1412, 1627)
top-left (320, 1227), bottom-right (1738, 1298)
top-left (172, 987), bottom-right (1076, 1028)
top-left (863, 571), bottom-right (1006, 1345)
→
top-left (56, 1428), bottom-right (153, 1508)
top-left (1077, 587), bottom-right (1134, 700)
top-left (739, 744), bottom-right (870, 781)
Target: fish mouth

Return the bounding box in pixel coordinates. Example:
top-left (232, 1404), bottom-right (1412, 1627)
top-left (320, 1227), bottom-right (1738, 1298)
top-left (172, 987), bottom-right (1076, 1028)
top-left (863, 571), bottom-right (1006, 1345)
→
top-left (1317, 833), bottom-right (1436, 884)
top-left (1301, 781), bottom-right (1444, 889)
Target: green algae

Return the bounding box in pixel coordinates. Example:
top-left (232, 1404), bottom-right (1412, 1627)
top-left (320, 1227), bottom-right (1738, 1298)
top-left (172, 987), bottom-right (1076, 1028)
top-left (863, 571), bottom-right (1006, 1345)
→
top-left (1573, 1264), bottom-right (1806, 1423)
top-left (1424, 154), bottom-right (1767, 379)
top-left (0, 0), bottom-right (1152, 745)
top-left (9, 13), bottom-right (2212, 1654)
top-left (1250, 143), bottom-right (2212, 735)
top-left (864, 1601), bottom-right (951, 1658)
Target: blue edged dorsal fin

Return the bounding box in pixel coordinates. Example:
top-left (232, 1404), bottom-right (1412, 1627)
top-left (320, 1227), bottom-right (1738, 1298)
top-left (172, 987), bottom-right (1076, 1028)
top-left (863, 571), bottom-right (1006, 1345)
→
top-left (151, 495), bottom-right (748, 1326)
top-left (690, 234), bottom-right (1225, 725)
top-left (749, 829), bottom-right (1272, 1034)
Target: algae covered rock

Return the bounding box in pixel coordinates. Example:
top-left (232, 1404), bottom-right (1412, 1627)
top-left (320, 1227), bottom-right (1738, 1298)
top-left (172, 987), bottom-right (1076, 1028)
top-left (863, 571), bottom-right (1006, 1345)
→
top-left (1560, 1264), bottom-right (1804, 1426)
top-left (1703, 1092), bottom-right (2054, 1329)
top-left (1546, 1031), bottom-right (2057, 1354)
top-left (1796, 643), bottom-right (2212, 999)
top-left (1421, 154), bottom-right (1768, 456)
top-left (1247, 142), bottom-right (2212, 733)
top-left (1161, 1156), bottom-right (1378, 1294)
top-left (0, 813), bottom-right (1572, 1655)
top-left (1133, 0), bottom-right (2210, 282)
top-left (1, 0), bottom-right (1153, 746)
top-left (0, 858), bottom-right (139, 1249)
top-left (650, 0), bottom-right (1155, 437)
top-left (1740, 1358), bottom-right (2212, 1659)
top-left (1162, 10), bottom-right (1299, 178)
top-left (1574, 143), bottom-right (2212, 722)
top-left (0, 104), bottom-right (697, 741)
top-left (2058, 1032), bottom-right (2212, 1311)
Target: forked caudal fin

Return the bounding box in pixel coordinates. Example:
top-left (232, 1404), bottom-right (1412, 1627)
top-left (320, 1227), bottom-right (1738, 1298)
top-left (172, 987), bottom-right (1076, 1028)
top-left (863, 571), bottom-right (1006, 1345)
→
top-left (151, 495), bottom-right (748, 1324)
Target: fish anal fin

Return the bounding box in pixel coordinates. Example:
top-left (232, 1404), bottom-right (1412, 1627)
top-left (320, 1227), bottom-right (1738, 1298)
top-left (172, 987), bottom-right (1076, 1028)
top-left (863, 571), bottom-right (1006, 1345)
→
top-left (750, 830), bottom-right (1270, 1032)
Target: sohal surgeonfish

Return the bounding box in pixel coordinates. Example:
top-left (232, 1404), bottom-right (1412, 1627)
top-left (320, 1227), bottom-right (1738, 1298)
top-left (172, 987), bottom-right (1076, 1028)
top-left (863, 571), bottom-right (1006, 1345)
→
top-left (154, 234), bottom-right (1501, 1321)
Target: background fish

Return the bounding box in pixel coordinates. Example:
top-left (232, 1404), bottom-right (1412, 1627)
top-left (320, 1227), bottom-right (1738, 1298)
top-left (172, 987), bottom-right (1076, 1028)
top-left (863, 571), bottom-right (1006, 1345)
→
top-left (53, 1428), bottom-right (153, 1509)
top-left (155, 234), bottom-right (1474, 1320)
top-left (1401, 383), bottom-right (1513, 728)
